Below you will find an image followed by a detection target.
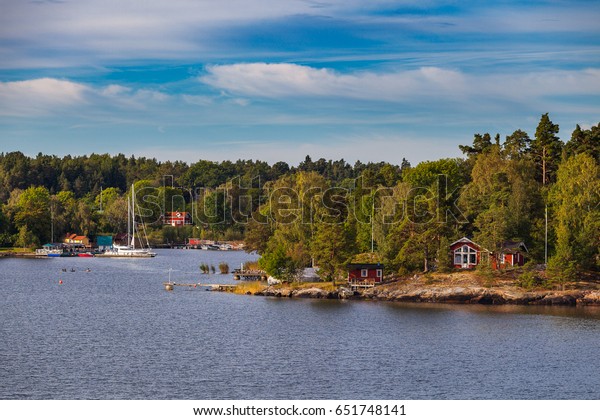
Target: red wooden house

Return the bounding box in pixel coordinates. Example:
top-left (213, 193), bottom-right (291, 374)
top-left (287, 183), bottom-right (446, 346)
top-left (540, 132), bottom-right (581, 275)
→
top-left (164, 211), bottom-right (192, 226)
top-left (450, 237), bottom-right (487, 269)
top-left (492, 241), bottom-right (528, 269)
top-left (347, 263), bottom-right (384, 289)
top-left (450, 237), bottom-right (527, 269)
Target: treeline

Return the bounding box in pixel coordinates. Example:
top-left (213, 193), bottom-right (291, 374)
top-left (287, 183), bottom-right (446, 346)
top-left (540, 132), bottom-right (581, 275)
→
top-left (1, 114), bottom-right (598, 283)
top-left (0, 151), bottom-right (409, 247)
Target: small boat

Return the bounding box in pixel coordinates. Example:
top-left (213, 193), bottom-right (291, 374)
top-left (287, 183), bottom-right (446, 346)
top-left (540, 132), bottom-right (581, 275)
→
top-left (78, 252), bottom-right (94, 257)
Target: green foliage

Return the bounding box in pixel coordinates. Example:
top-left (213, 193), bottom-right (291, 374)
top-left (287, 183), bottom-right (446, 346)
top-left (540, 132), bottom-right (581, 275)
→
top-left (516, 270), bottom-right (546, 290)
top-left (459, 133), bottom-right (493, 158)
top-left (258, 242), bottom-right (302, 282)
top-left (549, 153), bottom-right (600, 272)
top-left (13, 186), bottom-right (51, 244)
top-left (15, 224), bottom-right (39, 248)
top-left (565, 123), bottom-right (600, 165)
top-left (547, 258), bottom-right (578, 289)
top-left (503, 129), bottom-right (531, 160)
top-left (311, 222), bottom-right (352, 284)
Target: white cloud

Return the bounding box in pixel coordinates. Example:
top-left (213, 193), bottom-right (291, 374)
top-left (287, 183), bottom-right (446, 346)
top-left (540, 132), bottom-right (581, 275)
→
top-left (201, 63), bottom-right (600, 105)
top-left (0, 78), bottom-right (178, 117)
top-left (201, 63), bottom-right (467, 101)
top-left (0, 78), bottom-right (89, 116)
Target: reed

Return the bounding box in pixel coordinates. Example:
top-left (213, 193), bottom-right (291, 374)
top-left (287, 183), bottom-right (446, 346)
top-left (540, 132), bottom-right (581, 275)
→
top-left (218, 262), bottom-right (229, 274)
top-left (233, 281), bottom-right (265, 295)
top-left (199, 263), bottom-right (209, 274)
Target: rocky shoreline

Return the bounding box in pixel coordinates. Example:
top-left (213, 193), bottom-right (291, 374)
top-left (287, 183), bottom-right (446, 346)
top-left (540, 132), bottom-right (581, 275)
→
top-left (250, 284), bottom-right (600, 306)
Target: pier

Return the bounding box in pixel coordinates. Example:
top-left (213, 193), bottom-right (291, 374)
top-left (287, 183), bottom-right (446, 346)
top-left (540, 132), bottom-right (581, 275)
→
top-left (163, 282), bottom-right (237, 292)
top-left (232, 269), bottom-right (267, 281)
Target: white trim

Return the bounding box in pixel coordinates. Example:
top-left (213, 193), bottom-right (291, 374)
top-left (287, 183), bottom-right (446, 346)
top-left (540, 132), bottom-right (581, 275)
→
top-left (449, 237), bottom-right (481, 247)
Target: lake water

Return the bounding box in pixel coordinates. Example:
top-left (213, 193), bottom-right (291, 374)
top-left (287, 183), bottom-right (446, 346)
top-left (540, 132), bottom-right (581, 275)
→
top-left (1, 249), bottom-right (600, 400)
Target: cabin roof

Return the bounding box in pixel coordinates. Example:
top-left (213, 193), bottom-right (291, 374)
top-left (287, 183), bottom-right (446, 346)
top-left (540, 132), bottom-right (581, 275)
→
top-left (450, 237), bottom-right (481, 247)
top-left (499, 241), bottom-right (529, 253)
top-left (347, 263), bottom-right (384, 270)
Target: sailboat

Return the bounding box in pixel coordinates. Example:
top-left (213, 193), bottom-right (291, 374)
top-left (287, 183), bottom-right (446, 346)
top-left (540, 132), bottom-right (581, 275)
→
top-left (100, 184), bottom-right (156, 258)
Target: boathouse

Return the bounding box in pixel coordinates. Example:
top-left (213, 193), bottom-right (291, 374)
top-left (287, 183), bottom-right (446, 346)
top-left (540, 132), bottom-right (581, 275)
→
top-left (347, 263), bottom-right (384, 289)
top-left (450, 237), bottom-right (487, 269)
top-left (96, 235), bottom-right (113, 252)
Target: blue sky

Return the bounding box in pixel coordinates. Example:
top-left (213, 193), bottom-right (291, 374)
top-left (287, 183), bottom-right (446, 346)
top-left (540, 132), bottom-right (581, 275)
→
top-left (0, 0), bottom-right (599, 165)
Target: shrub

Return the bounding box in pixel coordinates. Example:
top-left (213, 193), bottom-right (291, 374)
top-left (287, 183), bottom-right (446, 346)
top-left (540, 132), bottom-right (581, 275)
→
top-left (516, 270), bottom-right (546, 289)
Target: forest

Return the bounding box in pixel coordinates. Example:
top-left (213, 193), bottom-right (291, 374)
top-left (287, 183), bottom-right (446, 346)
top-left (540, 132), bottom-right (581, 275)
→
top-left (1, 114), bottom-right (599, 283)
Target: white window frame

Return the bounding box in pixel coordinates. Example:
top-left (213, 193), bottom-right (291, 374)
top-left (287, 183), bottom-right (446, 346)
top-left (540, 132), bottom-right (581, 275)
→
top-left (454, 245), bottom-right (478, 267)
top-left (361, 269), bottom-right (368, 278)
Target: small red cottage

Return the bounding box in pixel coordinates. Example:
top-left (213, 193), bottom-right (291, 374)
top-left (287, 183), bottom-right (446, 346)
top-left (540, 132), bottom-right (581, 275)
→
top-left (164, 211), bottom-right (192, 226)
top-left (347, 263), bottom-right (384, 289)
top-left (450, 237), bottom-right (487, 269)
top-left (492, 241), bottom-right (528, 269)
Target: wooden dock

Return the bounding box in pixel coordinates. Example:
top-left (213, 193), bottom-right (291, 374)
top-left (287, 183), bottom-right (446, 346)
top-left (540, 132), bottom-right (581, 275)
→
top-left (163, 282), bottom-right (237, 292)
top-left (232, 269), bottom-right (267, 281)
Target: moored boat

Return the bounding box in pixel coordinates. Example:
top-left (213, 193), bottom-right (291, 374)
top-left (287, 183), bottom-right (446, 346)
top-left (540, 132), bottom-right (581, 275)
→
top-left (98, 184), bottom-right (156, 258)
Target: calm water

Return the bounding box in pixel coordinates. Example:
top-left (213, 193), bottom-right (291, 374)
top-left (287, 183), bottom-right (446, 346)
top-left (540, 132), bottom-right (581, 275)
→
top-left (1, 249), bottom-right (600, 400)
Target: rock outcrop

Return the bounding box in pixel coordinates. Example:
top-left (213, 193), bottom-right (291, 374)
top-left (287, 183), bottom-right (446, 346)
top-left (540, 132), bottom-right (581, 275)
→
top-left (251, 284), bottom-right (600, 306)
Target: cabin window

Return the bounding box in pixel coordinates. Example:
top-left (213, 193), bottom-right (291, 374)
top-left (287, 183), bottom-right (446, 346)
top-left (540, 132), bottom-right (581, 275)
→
top-left (455, 245), bottom-right (478, 266)
top-left (361, 269), bottom-right (368, 278)
top-left (376, 269), bottom-right (382, 279)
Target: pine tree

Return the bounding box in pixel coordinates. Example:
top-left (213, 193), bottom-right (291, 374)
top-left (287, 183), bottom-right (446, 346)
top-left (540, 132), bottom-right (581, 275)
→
top-left (530, 113), bottom-right (563, 185)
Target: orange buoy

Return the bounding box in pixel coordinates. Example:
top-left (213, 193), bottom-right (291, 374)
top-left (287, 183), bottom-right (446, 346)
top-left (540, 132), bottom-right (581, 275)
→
top-left (59, 280), bottom-right (63, 284)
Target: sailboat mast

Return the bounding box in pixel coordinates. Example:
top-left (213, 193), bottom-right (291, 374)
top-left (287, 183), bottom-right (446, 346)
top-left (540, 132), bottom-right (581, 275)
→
top-left (131, 184), bottom-right (136, 249)
top-left (127, 191), bottom-right (131, 247)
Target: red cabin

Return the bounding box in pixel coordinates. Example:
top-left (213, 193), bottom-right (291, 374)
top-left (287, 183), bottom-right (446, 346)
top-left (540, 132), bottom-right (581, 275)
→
top-left (450, 237), bottom-right (486, 269)
top-left (347, 263), bottom-right (384, 289)
top-left (164, 211), bottom-right (192, 226)
top-left (450, 237), bottom-right (528, 270)
top-left (491, 241), bottom-right (528, 269)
